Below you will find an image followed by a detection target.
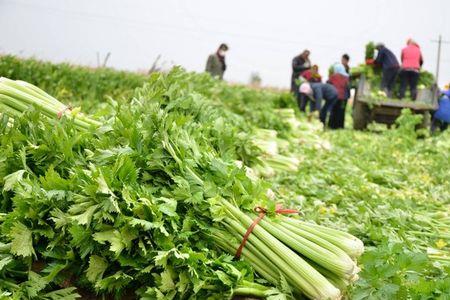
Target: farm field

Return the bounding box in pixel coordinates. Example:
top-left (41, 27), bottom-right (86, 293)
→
top-left (0, 56), bottom-right (449, 300)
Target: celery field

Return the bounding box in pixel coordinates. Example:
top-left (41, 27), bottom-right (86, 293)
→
top-left (0, 56), bottom-right (449, 300)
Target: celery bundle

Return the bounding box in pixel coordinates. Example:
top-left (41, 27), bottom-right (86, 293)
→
top-left (212, 200), bottom-right (364, 300)
top-left (274, 108), bottom-right (301, 129)
top-left (0, 77), bottom-right (101, 130)
top-left (252, 128), bottom-right (301, 174)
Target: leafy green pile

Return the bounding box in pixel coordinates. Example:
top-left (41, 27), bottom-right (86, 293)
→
top-left (0, 70), bottom-right (367, 299)
top-left (276, 112), bottom-right (450, 299)
top-left (0, 74), bottom-right (270, 299)
top-left (0, 57), bottom-right (449, 300)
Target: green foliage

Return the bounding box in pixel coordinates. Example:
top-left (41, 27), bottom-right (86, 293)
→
top-left (0, 57), bottom-right (448, 299)
top-left (365, 42), bottom-right (375, 60)
top-left (10, 222), bottom-right (35, 258)
top-left (351, 243), bottom-right (450, 299)
top-left (0, 55), bottom-right (147, 111)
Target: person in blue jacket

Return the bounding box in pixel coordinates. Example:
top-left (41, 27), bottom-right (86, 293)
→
top-left (431, 89), bottom-right (450, 132)
top-left (299, 82), bottom-right (338, 126)
top-left (374, 43), bottom-right (400, 97)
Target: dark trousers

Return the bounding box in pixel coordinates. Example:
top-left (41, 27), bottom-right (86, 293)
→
top-left (329, 99), bottom-right (347, 129)
top-left (381, 67), bottom-right (399, 97)
top-left (319, 96), bottom-right (338, 125)
top-left (399, 70), bottom-right (419, 100)
top-left (297, 94), bottom-right (315, 113)
top-left (431, 118), bottom-right (449, 133)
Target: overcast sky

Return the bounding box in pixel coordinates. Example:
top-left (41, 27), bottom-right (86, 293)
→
top-left (1, 0), bottom-right (449, 87)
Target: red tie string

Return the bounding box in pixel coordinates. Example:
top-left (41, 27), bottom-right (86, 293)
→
top-left (57, 105), bottom-right (72, 119)
top-left (234, 204), bottom-right (299, 259)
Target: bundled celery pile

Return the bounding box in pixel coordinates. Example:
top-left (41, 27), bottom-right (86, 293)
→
top-left (212, 201), bottom-right (363, 299)
top-left (252, 128), bottom-right (301, 176)
top-left (0, 74), bottom-right (364, 299)
top-left (0, 77), bottom-right (101, 130)
top-left (1, 56), bottom-right (448, 300)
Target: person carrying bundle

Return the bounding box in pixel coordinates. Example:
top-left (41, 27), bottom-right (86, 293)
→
top-left (328, 63), bottom-right (350, 129)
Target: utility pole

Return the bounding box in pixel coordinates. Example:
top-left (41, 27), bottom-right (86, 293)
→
top-left (431, 35), bottom-right (450, 85)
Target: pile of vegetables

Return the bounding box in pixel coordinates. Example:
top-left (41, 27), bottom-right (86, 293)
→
top-left (0, 75), bottom-right (365, 299)
top-left (0, 56), bottom-right (449, 299)
top-left (0, 77), bottom-right (101, 130)
top-left (350, 42), bottom-right (436, 101)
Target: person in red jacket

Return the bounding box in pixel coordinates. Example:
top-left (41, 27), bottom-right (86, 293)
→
top-left (300, 65), bottom-right (322, 83)
top-left (328, 63), bottom-right (350, 129)
top-left (399, 38), bottom-right (423, 100)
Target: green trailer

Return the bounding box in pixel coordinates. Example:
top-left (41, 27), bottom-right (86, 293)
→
top-left (352, 75), bottom-right (439, 130)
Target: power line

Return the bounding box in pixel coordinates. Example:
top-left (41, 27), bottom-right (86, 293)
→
top-left (3, 0), bottom-right (343, 50)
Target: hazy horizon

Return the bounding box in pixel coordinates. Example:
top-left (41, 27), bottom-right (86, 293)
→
top-left (1, 0), bottom-right (449, 87)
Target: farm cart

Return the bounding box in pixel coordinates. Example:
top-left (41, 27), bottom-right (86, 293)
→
top-left (352, 75), bottom-right (439, 130)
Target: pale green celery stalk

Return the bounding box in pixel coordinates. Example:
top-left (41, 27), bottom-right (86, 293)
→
top-left (283, 217), bottom-right (364, 258)
top-left (220, 223), bottom-right (280, 283)
top-left (234, 281), bottom-right (282, 298)
top-left (254, 128), bottom-right (278, 139)
top-left (253, 139), bottom-right (278, 155)
top-left (265, 163), bottom-right (297, 173)
top-left (1, 79), bottom-right (101, 128)
top-left (16, 79), bottom-right (63, 105)
top-left (240, 280), bottom-right (271, 290)
top-left (279, 221), bottom-right (358, 277)
top-left (1, 78), bottom-right (58, 107)
top-left (211, 229), bottom-right (279, 285)
top-left (0, 92), bottom-right (93, 130)
top-left (258, 218), bottom-right (357, 279)
top-left (232, 287), bottom-right (266, 298)
top-left (264, 156), bottom-right (298, 172)
top-left (428, 256), bottom-right (450, 263)
top-left (0, 94), bottom-right (30, 112)
top-left (185, 166), bottom-right (204, 186)
top-left (304, 258), bottom-right (351, 291)
top-left (224, 217), bottom-right (313, 296)
top-left (0, 84), bottom-right (60, 114)
top-left (162, 132), bottom-right (203, 186)
top-left (269, 154), bottom-right (299, 166)
top-left (222, 201), bottom-right (341, 300)
top-left (253, 163), bottom-right (275, 178)
top-left (0, 103), bottom-right (21, 117)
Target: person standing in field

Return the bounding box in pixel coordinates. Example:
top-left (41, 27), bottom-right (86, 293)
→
top-left (399, 39), bottom-right (423, 100)
top-left (328, 63), bottom-right (350, 129)
top-left (341, 54), bottom-right (350, 75)
top-left (291, 50), bottom-right (312, 112)
top-left (205, 43), bottom-right (229, 80)
top-left (374, 43), bottom-right (400, 97)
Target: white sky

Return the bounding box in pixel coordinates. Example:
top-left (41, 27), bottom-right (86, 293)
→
top-left (1, 0), bottom-right (449, 87)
